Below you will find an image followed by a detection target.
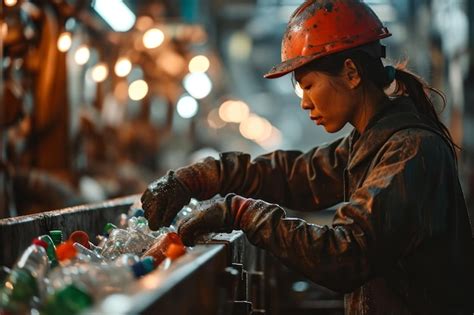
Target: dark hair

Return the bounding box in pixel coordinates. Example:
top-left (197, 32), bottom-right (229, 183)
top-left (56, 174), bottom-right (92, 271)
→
top-left (295, 46), bottom-right (459, 155)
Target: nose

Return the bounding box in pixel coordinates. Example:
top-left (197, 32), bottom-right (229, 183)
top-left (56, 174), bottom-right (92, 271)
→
top-left (300, 93), bottom-right (313, 110)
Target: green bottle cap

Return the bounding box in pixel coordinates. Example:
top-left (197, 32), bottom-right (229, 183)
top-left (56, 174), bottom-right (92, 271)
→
top-left (49, 230), bottom-right (63, 246)
top-left (103, 223), bottom-right (117, 235)
top-left (49, 284), bottom-right (93, 314)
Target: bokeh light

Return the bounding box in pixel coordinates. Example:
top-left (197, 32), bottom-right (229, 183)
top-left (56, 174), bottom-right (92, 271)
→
top-left (143, 28), bottom-right (165, 49)
top-left (74, 45), bottom-right (90, 65)
top-left (128, 80), bottom-right (148, 101)
top-left (176, 95), bottom-right (199, 119)
top-left (57, 32), bottom-right (72, 52)
top-left (183, 73), bottom-right (212, 99)
top-left (218, 100), bottom-right (250, 123)
top-left (115, 57), bottom-right (132, 77)
top-left (188, 55), bottom-right (210, 73)
top-left (91, 63), bottom-right (109, 82)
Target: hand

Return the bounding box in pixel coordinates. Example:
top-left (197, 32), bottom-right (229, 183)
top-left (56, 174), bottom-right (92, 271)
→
top-left (177, 194), bottom-right (285, 246)
top-left (141, 171), bottom-right (192, 230)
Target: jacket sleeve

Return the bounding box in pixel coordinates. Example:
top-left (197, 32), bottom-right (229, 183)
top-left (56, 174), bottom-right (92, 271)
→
top-left (177, 135), bottom-right (350, 211)
top-left (239, 130), bottom-right (449, 292)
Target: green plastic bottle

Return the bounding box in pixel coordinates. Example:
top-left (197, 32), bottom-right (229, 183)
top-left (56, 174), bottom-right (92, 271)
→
top-left (42, 284), bottom-right (93, 315)
top-left (37, 235), bottom-right (58, 268)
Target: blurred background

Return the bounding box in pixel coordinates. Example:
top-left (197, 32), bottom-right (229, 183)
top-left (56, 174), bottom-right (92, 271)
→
top-left (0, 0), bottom-right (473, 219)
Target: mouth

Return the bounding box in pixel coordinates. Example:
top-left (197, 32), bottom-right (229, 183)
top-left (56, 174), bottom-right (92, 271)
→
top-left (310, 116), bottom-right (323, 125)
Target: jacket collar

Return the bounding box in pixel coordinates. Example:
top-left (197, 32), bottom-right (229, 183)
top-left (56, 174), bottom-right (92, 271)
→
top-left (347, 96), bottom-right (445, 170)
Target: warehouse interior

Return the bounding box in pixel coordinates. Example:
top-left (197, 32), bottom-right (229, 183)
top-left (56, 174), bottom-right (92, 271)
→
top-left (1, 0), bottom-right (474, 314)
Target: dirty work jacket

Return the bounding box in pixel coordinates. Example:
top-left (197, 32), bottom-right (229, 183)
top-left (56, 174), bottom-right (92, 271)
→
top-left (192, 97), bottom-right (474, 314)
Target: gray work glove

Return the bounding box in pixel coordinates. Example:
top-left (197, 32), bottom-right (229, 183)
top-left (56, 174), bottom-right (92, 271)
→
top-left (177, 193), bottom-right (286, 246)
top-left (141, 171), bottom-right (192, 230)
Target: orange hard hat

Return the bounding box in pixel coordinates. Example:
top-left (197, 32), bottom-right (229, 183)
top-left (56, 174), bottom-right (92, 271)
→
top-left (264, 0), bottom-right (391, 79)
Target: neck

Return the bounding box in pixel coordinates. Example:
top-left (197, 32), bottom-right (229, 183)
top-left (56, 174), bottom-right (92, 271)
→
top-left (351, 88), bottom-right (388, 134)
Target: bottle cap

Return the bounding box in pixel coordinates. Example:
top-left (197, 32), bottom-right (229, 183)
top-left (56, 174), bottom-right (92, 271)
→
top-left (165, 243), bottom-right (186, 260)
top-left (49, 230), bottom-right (63, 246)
top-left (69, 231), bottom-right (91, 249)
top-left (141, 256), bottom-right (155, 273)
top-left (32, 238), bottom-right (48, 250)
top-left (56, 241), bottom-right (77, 261)
top-left (49, 284), bottom-right (93, 314)
top-left (132, 209), bottom-right (145, 217)
top-left (103, 223), bottom-right (117, 236)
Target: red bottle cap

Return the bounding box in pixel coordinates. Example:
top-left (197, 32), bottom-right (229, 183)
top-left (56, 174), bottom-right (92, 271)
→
top-left (56, 241), bottom-right (77, 261)
top-left (69, 230), bottom-right (91, 249)
top-left (32, 238), bottom-right (48, 249)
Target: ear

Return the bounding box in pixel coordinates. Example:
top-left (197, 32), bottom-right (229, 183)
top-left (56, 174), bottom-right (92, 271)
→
top-left (343, 58), bottom-right (361, 89)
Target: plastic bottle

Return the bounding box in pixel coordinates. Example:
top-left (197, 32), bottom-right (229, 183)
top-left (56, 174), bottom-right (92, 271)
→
top-left (46, 259), bottom-right (154, 302)
top-left (0, 240), bottom-right (49, 312)
top-left (36, 235), bottom-right (58, 268)
top-left (72, 243), bottom-right (104, 263)
top-left (142, 232), bottom-right (184, 268)
top-left (170, 198), bottom-right (199, 230)
top-left (100, 225), bottom-right (155, 259)
top-left (42, 284), bottom-right (93, 315)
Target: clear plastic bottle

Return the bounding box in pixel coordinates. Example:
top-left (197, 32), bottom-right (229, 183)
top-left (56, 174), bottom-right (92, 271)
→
top-left (100, 224), bottom-right (156, 259)
top-left (72, 243), bottom-right (104, 263)
top-left (46, 259), bottom-right (154, 302)
top-left (37, 235), bottom-right (58, 268)
top-left (170, 198), bottom-right (199, 230)
top-left (0, 240), bottom-right (49, 313)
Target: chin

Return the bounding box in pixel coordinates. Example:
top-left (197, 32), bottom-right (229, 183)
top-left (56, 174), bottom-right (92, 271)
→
top-left (323, 124), bottom-right (344, 133)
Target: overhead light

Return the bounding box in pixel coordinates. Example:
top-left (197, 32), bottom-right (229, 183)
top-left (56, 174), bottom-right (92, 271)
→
top-left (91, 63), bottom-right (109, 82)
top-left (4, 0), bottom-right (17, 7)
top-left (92, 0), bottom-right (136, 32)
top-left (57, 32), bottom-right (72, 52)
top-left (74, 45), bottom-right (90, 65)
top-left (143, 28), bottom-right (165, 49)
top-left (218, 100), bottom-right (249, 123)
top-left (176, 95), bottom-right (199, 119)
top-left (183, 72), bottom-right (212, 99)
top-left (188, 55), bottom-right (210, 73)
top-left (115, 57), bottom-right (132, 77)
top-left (239, 114), bottom-right (272, 142)
top-left (128, 80), bottom-right (148, 101)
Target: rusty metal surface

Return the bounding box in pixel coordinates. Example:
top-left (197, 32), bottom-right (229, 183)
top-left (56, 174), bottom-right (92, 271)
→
top-left (0, 194), bottom-right (138, 267)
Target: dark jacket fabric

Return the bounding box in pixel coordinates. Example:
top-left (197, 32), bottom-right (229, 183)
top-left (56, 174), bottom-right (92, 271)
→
top-left (181, 97), bottom-right (474, 314)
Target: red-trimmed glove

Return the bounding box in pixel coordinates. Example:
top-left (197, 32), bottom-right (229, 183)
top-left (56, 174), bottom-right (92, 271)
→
top-left (177, 193), bottom-right (286, 246)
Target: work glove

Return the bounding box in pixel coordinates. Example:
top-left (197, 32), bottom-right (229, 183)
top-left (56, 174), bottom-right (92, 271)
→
top-left (141, 170), bottom-right (193, 230)
top-left (142, 158), bottom-right (223, 229)
top-left (177, 193), bottom-right (286, 246)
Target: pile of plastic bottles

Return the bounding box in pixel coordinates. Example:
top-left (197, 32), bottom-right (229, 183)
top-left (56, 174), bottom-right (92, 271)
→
top-left (0, 200), bottom-right (200, 315)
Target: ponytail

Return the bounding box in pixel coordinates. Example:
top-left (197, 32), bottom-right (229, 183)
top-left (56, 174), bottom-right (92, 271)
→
top-left (389, 64), bottom-right (460, 155)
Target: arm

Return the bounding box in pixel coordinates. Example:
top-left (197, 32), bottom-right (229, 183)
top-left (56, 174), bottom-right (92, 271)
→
top-left (142, 135), bottom-right (349, 228)
top-left (179, 131), bottom-right (448, 292)
top-left (177, 135), bottom-right (350, 211)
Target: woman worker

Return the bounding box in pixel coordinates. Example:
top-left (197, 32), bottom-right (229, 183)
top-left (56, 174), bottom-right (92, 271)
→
top-left (141, 1), bottom-right (474, 313)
